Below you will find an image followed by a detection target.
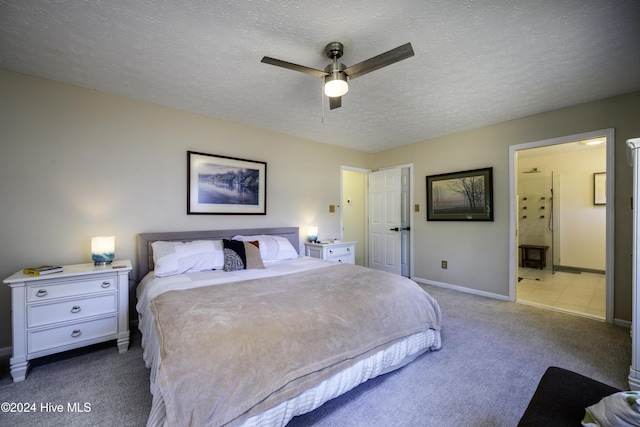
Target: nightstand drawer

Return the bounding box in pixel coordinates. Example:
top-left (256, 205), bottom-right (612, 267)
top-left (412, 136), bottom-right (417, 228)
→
top-left (28, 316), bottom-right (117, 354)
top-left (327, 255), bottom-right (354, 264)
top-left (27, 276), bottom-right (117, 302)
top-left (326, 246), bottom-right (353, 257)
top-left (27, 294), bottom-right (117, 328)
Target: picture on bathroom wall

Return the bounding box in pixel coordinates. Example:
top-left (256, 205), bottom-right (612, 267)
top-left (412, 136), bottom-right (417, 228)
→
top-left (426, 167), bottom-right (493, 221)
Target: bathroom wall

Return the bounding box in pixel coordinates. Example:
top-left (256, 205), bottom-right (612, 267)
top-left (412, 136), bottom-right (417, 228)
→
top-left (518, 144), bottom-right (607, 271)
top-left (518, 171), bottom-right (553, 267)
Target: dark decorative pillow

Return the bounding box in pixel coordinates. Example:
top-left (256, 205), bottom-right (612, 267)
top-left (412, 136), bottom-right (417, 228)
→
top-left (222, 239), bottom-right (264, 271)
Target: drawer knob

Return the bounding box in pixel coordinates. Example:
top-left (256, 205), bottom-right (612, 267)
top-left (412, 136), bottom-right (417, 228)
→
top-left (36, 289), bottom-right (48, 297)
top-left (101, 281), bottom-right (111, 288)
top-left (338, 259), bottom-right (343, 263)
top-left (71, 329), bottom-right (82, 338)
top-left (329, 250), bottom-right (334, 254)
top-left (70, 305), bottom-right (81, 314)
top-left (346, 248), bottom-right (351, 252)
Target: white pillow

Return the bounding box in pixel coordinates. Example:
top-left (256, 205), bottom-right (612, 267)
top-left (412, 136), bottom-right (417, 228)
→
top-left (232, 235), bottom-right (298, 261)
top-left (151, 240), bottom-right (224, 277)
top-left (583, 391), bottom-right (640, 427)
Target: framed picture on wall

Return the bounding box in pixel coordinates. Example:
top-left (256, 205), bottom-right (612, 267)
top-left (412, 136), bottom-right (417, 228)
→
top-left (187, 151), bottom-right (267, 214)
top-left (593, 172), bottom-right (606, 205)
top-left (426, 167), bottom-right (493, 221)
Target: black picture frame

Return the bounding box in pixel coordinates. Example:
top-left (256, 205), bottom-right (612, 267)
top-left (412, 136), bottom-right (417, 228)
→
top-left (426, 167), bottom-right (493, 221)
top-left (187, 151), bottom-right (266, 215)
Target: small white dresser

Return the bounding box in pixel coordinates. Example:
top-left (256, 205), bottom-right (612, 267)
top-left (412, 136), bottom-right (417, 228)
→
top-left (3, 260), bottom-right (132, 382)
top-left (304, 242), bottom-right (356, 264)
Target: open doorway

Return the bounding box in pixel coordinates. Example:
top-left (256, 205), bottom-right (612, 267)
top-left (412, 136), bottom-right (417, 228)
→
top-left (341, 167), bottom-right (369, 266)
top-left (509, 129), bottom-right (614, 322)
top-left (341, 165), bottom-right (414, 277)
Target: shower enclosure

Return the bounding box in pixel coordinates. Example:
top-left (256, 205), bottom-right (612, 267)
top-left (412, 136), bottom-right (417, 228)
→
top-left (517, 168), bottom-right (560, 279)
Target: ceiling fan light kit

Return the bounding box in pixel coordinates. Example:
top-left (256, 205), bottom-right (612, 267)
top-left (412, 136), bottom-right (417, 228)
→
top-left (261, 41), bottom-right (414, 109)
top-left (324, 73), bottom-right (348, 97)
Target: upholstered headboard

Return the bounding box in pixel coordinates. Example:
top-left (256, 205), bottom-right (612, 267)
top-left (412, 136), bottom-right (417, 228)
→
top-left (136, 227), bottom-right (299, 281)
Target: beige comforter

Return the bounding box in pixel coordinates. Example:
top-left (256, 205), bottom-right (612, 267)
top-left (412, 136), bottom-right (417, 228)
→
top-left (150, 263), bottom-right (441, 427)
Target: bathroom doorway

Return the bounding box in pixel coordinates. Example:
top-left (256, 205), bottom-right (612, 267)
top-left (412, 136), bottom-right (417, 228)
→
top-left (509, 129), bottom-right (614, 321)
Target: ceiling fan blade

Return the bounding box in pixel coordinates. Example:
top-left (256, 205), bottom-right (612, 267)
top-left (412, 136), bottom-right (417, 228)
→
top-left (329, 96), bottom-right (342, 110)
top-left (343, 43), bottom-right (414, 80)
top-left (261, 56), bottom-right (328, 78)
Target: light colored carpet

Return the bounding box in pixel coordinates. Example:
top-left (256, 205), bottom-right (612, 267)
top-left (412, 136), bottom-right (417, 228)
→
top-left (0, 329), bottom-right (151, 427)
top-left (289, 284), bottom-right (631, 426)
top-left (0, 283), bottom-right (631, 426)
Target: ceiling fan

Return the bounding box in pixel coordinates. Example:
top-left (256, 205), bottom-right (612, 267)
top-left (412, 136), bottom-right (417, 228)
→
top-left (261, 42), bottom-right (414, 110)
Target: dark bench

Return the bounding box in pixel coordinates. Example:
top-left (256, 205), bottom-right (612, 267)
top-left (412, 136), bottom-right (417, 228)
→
top-left (518, 366), bottom-right (621, 426)
top-left (519, 244), bottom-right (549, 269)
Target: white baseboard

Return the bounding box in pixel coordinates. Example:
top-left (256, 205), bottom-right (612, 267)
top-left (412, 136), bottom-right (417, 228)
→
top-left (615, 319), bottom-right (632, 329)
top-left (413, 277), bottom-right (511, 301)
top-left (414, 277), bottom-right (631, 329)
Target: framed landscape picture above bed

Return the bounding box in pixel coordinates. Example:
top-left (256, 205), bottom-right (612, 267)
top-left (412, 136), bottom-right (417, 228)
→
top-left (187, 151), bottom-right (267, 214)
top-left (426, 167), bottom-right (493, 221)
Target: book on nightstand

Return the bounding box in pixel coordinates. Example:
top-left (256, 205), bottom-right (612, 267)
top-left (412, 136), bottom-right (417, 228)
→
top-left (22, 265), bottom-right (63, 275)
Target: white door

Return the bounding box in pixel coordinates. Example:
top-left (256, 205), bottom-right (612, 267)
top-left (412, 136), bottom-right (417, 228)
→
top-left (368, 168), bottom-right (402, 275)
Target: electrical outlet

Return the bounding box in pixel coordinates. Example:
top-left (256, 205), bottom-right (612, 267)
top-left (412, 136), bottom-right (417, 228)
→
top-left (441, 260), bottom-right (448, 269)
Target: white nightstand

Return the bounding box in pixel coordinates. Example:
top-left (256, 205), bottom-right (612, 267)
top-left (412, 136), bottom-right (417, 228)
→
top-left (304, 242), bottom-right (356, 264)
top-left (3, 260), bottom-right (132, 382)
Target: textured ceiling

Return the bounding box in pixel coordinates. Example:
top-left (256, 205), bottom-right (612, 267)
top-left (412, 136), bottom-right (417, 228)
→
top-left (1, 0), bottom-right (639, 153)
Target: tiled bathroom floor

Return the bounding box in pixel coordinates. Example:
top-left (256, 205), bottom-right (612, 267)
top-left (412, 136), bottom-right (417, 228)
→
top-left (516, 267), bottom-right (606, 320)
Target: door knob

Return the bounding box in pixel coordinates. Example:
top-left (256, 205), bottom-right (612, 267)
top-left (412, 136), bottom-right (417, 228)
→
top-left (390, 227), bottom-right (399, 231)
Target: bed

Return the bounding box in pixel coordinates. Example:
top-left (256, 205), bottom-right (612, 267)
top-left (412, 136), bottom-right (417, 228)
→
top-left (136, 227), bottom-right (442, 427)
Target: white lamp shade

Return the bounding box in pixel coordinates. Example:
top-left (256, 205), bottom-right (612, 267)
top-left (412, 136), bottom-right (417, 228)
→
top-left (92, 236), bottom-right (115, 264)
top-left (324, 77), bottom-right (348, 97)
top-left (307, 226), bottom-right (318, 242)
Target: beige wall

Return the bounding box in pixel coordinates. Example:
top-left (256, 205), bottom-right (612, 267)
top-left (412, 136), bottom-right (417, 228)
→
top-left (1, 68), bottom-right (638, 351)
top-left (0, 70), bottom-right (372, 350)
top-left (371, 91), bottom-right (640, 323)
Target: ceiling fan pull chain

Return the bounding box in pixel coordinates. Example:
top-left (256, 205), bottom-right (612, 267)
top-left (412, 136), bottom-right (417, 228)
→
top-left (321, 81), bottom-right (325, 123)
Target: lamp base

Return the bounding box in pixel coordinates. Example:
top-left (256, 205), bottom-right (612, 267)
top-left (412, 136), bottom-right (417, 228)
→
top-left (94, 261), bottom-right (113, 266)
